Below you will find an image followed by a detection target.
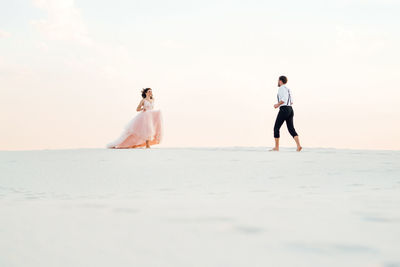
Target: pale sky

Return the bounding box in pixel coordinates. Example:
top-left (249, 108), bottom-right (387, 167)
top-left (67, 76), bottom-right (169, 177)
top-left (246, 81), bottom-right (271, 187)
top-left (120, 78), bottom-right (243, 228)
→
top-left (1, 0), bottom-right (399, 150)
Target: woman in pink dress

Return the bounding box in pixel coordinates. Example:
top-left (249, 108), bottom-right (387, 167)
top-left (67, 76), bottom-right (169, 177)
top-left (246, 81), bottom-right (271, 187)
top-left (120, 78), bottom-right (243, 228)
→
top-left (107, 88), bottom-right (163, 149)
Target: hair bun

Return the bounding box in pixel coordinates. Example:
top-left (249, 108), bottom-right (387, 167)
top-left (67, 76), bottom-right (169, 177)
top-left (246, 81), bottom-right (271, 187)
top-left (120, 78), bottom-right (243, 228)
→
top-left (141, 88), bottom-right (152, 99)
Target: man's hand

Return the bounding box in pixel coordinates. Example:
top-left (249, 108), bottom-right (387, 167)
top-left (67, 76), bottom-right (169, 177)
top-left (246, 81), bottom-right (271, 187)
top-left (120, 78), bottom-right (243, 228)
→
top-left (274, 100), bottom-right (284, 109)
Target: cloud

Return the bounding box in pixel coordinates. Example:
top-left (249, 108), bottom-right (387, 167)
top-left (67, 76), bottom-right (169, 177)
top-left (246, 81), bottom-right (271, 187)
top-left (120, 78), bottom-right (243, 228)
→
top-left (335, 27), bottom-right (358, 52)
top-left (0, 29), bottom-right (11, 38)
top-left (335, 26), bottom-right (386, 55)
top-left (36, 42), bottom-right (49, 51)
top-left (30, 0), bottom-right (92, 46)
top-left (29, 0), bottom-right (134, 82)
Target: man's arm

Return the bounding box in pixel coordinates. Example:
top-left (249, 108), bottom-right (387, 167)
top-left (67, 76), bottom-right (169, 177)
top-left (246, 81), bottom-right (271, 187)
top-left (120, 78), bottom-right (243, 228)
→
top-left (274, 100), bottom-right (284, 109)
top-left (274, 87), bottom-right (287, 108)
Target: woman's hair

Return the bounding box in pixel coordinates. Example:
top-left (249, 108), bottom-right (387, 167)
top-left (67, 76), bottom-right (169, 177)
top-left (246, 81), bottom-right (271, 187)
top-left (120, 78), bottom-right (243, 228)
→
top-left (141, 88), bottom-right (153, 99)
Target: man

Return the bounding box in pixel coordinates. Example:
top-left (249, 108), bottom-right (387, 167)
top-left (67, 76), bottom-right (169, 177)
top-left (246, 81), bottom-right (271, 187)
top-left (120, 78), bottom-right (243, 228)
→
top-left (272, 76), bottom-right (302, 151)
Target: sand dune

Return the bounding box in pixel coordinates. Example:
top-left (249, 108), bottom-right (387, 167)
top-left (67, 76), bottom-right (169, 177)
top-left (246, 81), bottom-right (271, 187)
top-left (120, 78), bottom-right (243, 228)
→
top-left (0, 147), bottom-right (399, 267)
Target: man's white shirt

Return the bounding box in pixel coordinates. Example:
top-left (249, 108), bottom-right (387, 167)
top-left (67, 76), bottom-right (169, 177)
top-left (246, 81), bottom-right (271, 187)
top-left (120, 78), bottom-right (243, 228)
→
top-left (277, 85), bottom-right (293, 106)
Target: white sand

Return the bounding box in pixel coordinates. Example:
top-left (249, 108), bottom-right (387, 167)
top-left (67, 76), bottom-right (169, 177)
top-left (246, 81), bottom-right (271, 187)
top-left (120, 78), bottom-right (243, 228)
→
top-left (0, 147), bottom-right (399, 267)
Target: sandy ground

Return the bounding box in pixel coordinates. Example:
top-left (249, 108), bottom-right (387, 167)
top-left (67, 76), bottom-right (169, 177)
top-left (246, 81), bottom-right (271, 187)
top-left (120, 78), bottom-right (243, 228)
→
top-left (0, 147), bottom-right (399, 267)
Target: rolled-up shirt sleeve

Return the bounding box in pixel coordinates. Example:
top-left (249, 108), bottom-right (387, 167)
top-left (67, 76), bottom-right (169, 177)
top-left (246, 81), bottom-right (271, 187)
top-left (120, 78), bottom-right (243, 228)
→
top-left (278, 87), bottom-right (288, 104)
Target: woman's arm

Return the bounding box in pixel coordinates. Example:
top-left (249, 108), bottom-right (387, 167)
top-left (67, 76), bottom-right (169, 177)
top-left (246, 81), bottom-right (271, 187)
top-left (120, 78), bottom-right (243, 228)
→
top-left (136, 99), bottom-right (144, 112)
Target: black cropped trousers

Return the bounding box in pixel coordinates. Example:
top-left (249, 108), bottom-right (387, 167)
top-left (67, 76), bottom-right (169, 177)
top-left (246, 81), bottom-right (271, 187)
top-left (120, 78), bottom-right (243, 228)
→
top-left (273, 106), bottom-right (298, 138)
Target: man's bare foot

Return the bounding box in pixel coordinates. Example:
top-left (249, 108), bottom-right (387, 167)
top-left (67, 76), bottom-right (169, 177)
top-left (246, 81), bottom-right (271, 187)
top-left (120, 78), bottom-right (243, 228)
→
top-left (297, 146), bottom-right (302, 152)
top-left (270, 147), bottom-right (279, 151)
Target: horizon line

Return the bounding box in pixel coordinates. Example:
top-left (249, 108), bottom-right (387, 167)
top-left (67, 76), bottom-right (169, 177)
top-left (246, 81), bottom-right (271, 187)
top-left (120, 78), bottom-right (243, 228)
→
top-left (1, 146), bottom-right (399, 153)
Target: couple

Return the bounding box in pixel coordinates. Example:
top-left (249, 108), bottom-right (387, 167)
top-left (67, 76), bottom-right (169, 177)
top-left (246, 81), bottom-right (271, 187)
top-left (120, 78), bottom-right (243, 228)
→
top-left (107, 76), bottom-right (302, 151)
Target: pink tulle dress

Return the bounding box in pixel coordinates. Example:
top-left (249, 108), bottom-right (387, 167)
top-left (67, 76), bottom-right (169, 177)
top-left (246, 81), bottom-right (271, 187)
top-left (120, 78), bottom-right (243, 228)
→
top-left (107, 99), bottom-right (163, 149)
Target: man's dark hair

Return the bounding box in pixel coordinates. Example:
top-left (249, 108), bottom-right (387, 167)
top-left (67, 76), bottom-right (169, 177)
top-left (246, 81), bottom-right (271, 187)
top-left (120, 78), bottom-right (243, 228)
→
top-left (279, 76), bottom-right (288, 84)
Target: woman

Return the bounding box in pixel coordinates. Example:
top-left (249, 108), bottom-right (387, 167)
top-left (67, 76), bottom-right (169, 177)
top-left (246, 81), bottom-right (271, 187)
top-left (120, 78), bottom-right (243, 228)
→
top-left (107, 88), bottom-right (163, 149)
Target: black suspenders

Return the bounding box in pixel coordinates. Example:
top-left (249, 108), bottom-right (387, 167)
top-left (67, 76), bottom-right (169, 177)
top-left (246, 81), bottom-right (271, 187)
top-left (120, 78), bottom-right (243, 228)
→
top-left (287, 89), bottom-right (291, 106)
